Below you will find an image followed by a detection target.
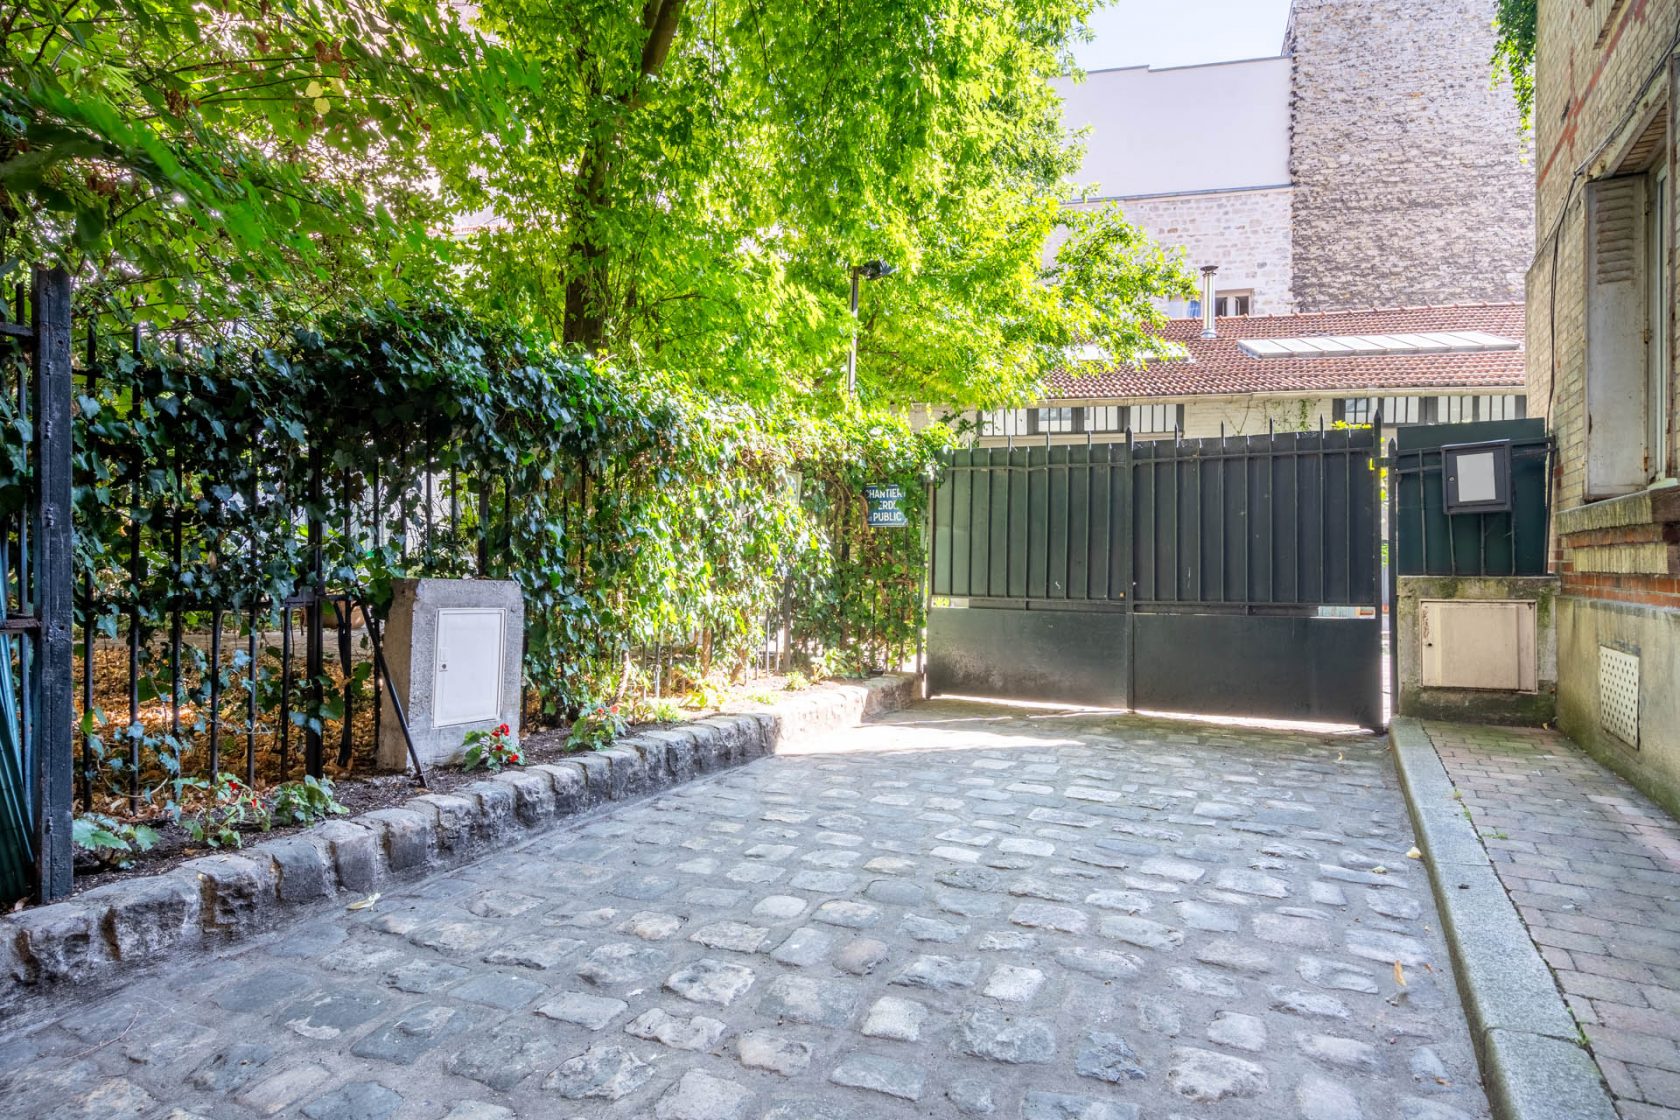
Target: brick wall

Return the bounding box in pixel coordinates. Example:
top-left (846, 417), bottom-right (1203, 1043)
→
top-left (1289, 0), bottom-right (1533, 311)
top-left (1528, 0), bottom-right (1680, 812)
top-left (1528, 0), bottom-right (1679, 505)
top-left (1114, 189), bottom-right (1296, 316)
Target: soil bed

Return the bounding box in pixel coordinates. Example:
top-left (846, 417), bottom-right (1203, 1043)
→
top-left (61, 672), bottom-right (816, 899)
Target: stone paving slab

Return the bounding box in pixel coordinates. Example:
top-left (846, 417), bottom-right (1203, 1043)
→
top-left (1427, 722), bottom-right (1680, 1120)
top-left (0, 701), bottom-right (1490, 1120)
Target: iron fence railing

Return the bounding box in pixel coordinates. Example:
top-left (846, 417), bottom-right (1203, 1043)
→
top-left (2, 268), bottom-right (75, 903)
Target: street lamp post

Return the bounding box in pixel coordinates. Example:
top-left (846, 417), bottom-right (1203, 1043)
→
top-left (846, 260), bottom-right (894, 396)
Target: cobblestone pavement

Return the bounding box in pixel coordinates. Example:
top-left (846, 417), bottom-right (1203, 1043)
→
top-left (1428, 722), bottom-right (1680, 1120)
top-left (2, 700), bottom-right (1491, 1120)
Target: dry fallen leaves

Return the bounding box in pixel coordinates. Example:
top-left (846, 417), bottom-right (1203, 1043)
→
top-left (1406, 846), bottom-right (1423, 860)
top-left (1394, 960), bottom-right (1407, 987)
top-left (347, 892), bottom-right (381, 911)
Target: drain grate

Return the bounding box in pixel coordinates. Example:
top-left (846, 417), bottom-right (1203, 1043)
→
top-left (1599, 646), bottom-right (1640, 747)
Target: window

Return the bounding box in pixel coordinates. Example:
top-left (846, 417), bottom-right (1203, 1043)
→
top-left (1585, 158), bottom-right (1672, 494)
top-left (1648, 162), bottom-right (1669, 479)
top-left (1086, 406), bottom-right (1126, 433)
top-left (1334, 396), bottom-right (1426, 426)
top-left (976, 404), bottom-right (1182, 437)
top-left (1029, 408), bottom-right (1078, 435)
top-left (1214, 291), bottom-right (1253, 317)
top-left (1336, 395), bottom-right (1528, 427)
top-left (1130, 403), bottom-right (1182, 434)
top-left (1439, 394), bottom-right (1528, 423)
top-left (979, 409), bottom-right (1030, 437)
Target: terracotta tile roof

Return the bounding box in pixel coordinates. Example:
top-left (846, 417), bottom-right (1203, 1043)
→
top-left (1046, 303), bottom-right (1527, 400)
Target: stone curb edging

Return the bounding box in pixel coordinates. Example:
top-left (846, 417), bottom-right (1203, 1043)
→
top-left (0, 672), bottom-right (918, 1022)
top-left (1388, 717), bottom-right (1618, 1120)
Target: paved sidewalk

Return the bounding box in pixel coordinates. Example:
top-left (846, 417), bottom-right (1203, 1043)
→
top-left (2, 701), bottom-right (1489, 1120)
top-left (1427, 723), bottom-right (1680, 1120)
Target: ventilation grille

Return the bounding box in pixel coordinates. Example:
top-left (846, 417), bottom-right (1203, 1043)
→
top-left (1599, 646), bottom-right (1640, 747)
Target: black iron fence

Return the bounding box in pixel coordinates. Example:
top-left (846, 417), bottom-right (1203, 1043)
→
top-left (0, 293), bottom-right (927, 905)
top-left (1, 268), bottom-right (75, 903)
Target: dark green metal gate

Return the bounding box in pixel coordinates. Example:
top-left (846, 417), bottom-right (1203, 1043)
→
top-left (927, 425), bottom-right (1384, 728)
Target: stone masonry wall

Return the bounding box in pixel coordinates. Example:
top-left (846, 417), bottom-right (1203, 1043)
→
top-left (1113, 188), bottom-right (1296, 316)
top-left (1289, 0), bottom-right (1533, 311)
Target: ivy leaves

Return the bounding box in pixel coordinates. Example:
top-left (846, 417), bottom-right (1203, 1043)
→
top-left (70, 300), bottom-right (948, 727)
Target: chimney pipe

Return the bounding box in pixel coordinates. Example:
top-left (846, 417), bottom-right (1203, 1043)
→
top-left (1200, 265), bottom-right (1218, 339)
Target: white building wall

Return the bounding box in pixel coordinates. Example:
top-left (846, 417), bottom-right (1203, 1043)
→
top-left (1056, 58), bottom-right (1293, 198)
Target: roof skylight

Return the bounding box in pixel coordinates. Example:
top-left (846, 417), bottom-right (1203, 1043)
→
top-left (1236, 331), bottom-right (1519, 359)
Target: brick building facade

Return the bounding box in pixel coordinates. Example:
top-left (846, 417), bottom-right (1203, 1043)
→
top-left (1525, 0), bottom-right (1680, 811)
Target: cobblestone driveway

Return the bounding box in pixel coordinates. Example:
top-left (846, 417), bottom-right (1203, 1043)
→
top-left (1, 700), bottom-right (1490, 1120)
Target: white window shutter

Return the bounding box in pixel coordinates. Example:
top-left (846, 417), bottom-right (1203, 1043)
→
top-left (1585, 176), bottom-right (1647, 497)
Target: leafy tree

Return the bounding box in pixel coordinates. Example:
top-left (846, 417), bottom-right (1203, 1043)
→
top-left (1491, 0), bottom-right (1536, 134)
top-left (452, 0), bottom-right (1192, 409)
top-left (0, 0), bottom-right (524, 327)
top-left (4, 0), bottom-right (1190, 413)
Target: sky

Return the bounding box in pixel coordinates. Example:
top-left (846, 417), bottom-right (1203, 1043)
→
top-left (1072, 0), bottom-right (1295, 71)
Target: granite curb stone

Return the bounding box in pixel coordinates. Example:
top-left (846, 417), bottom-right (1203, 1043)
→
top-left (0, 672), bottom-right (916, 1020)
top-left (1389, 717), bottom-right (1618, 1120)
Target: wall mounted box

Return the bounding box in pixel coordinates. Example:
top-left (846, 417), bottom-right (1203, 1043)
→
top-left (378, 579), bottom-right (524, 769)
top-left (1420, 599), bottom-right (1538, 691)
top-left (1395, 575), bottom-right (1557, 725)
top-left (1441, 439), bottom-right (1513, 514)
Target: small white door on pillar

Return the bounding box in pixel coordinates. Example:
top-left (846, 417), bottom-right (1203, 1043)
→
top-left (434, 608), bottom-right (505, 725)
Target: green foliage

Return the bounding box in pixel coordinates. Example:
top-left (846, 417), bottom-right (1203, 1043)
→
top-left (53, 296), bottom-right (946, 803)
top-left (181, 773), bottom-right (269, 849)
top-left (463, 724), bottom-right (522, 772)
top-left (71, 813), bottom-right (159, 869)
top-left (632, 697), bottom-right (685, 724)
top-left (567, 703), bottom-right (627, 752)
top-left (269, 776), bottom-right (348, 828)
top-left (1492, 0), bottom-right (1537, 135)
top-left (783, 671), bottom-right (811, 691)
top-left (442, 0), bottom-right (1190, 408)
top-left (683, 682), bottom-right (729, 713)
top-left (1, 0), bottom-right (526, 327)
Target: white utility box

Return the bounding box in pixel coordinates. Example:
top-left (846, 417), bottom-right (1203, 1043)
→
top-left (1420, 599), bottom-right (1538, 692)
top-left (378, 579), bottom-right (524, 768)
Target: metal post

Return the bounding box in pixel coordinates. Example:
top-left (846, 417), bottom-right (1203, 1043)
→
top-left (305, 444), bottom-right (324, 778)
top-left (845, 268), bottom-right (860, 396)
top-left (30, 267), bottom-right (73, 902)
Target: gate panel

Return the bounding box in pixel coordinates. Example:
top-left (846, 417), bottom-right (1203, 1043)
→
top-left (927, 427), bottom-right (1382, 726)
top-left (929, 442), bottom-right (1131, 708)
top-left (1132, 614), bottom-right (1381, 725)
top-left (927, 606), bottom-right (1131, 707)
top-left (1130, 428), bottom-right (1382, 727)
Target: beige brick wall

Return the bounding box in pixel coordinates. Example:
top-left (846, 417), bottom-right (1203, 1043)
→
top-left (1529, 0), bottom-right (1680, 812)
top-left (1289, 0), bottom-right (1533, 310)
top-left (1528, 0), bottom-right (1679, 504)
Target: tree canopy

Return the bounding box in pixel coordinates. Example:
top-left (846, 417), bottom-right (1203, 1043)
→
top-left (2, 0), bottom-right (1190, 411)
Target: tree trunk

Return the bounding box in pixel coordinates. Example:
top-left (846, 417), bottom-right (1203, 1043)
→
top-left (561, 0), bottom-right (688, 350)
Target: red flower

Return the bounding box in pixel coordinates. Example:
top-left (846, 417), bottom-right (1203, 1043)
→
top-left (497, 723), bottom-right (510, 736)
top-left (509, 753), bottom-right (521, 763)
